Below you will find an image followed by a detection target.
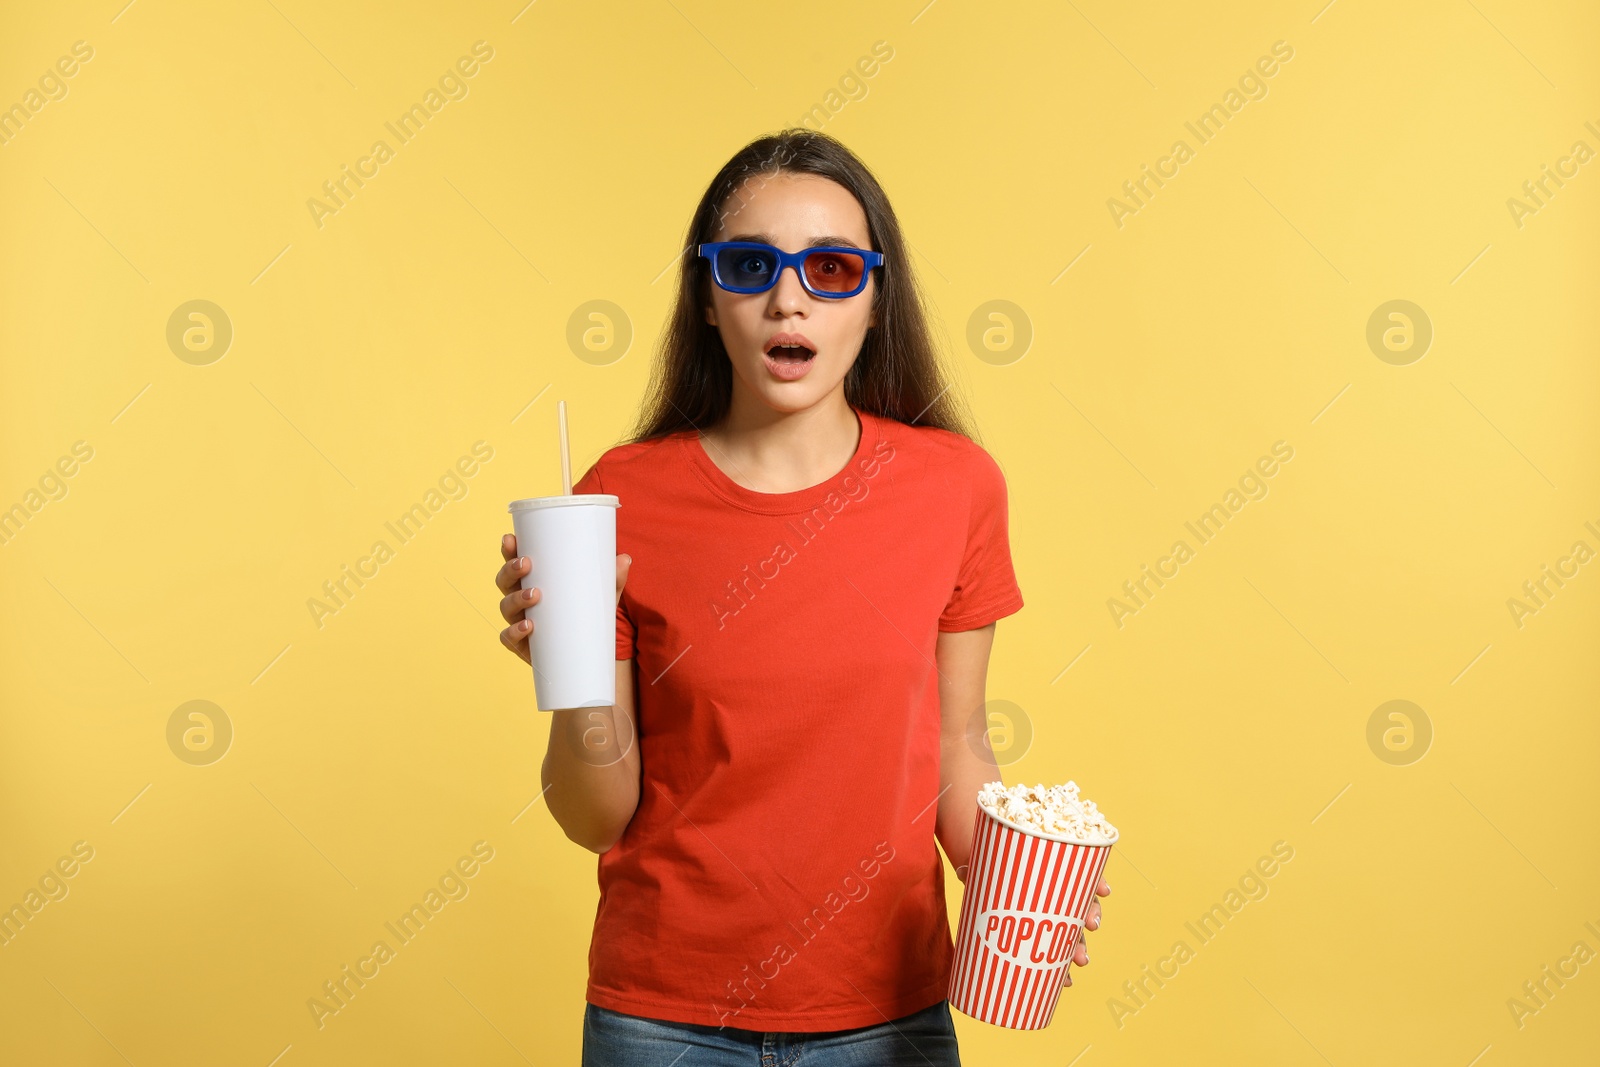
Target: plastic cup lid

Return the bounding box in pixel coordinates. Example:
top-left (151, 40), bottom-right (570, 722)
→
top-left (508, 494), bottom-right (619, 512)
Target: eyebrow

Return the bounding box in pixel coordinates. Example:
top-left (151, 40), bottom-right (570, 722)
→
top-left (725, 233), bottom-right (869, 249)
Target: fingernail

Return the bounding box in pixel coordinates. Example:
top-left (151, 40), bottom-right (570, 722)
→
top-left (520, 620), bottom-right (531, 632)
top-left (519, 556), bottom-right (528, 568)
top-left (524, 588), bottom-right (536, 601)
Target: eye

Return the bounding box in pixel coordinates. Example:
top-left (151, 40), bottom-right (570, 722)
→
top-left (737, 255), bottom-right (771, 274)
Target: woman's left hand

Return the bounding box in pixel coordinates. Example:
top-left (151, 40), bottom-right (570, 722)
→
top-left (1064, 877), bottom-right (1110, 985)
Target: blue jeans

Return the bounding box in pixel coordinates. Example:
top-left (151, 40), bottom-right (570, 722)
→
top-left (581, 998), bottom-right (961, 1066)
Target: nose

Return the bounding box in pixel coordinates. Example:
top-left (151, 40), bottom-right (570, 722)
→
top-left (767, 261), bottom-right (810, 314)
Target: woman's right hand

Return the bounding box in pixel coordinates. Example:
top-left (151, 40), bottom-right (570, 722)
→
top-left (495, 534), bottom-right (631, 664)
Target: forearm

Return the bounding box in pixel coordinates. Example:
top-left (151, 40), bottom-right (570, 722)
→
top-left (936, 732), bottom-right (1001, 883)
top-left (933, 624), bottom-right (1002, 883)
top-left (540, 703), bottom-right (640, 853)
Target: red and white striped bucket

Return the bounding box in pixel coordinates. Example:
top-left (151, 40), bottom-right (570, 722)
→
top-left (948, 802), bottom-right (1115, 1029)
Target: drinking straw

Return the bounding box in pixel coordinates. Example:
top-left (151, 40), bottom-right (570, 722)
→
top-left (558, 399), bottom-right (572, 495)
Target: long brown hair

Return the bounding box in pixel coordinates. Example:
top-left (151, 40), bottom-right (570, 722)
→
top-left (626, 128), bottom-right (975, 444)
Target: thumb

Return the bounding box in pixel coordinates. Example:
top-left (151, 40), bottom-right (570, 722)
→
top-left (616, 554), bottom-right (632, 602)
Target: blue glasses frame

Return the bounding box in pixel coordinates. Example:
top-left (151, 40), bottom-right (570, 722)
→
top-left (698, 241), bottom-right (884, 299)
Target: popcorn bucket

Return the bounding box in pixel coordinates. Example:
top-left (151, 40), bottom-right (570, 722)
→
top-left (948, 802), bottom-right (1115, 1029)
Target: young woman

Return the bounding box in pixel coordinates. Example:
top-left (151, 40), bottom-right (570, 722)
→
top-left (493, 129), bottom-right (1109, 1065)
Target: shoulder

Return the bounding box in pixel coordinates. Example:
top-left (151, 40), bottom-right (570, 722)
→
top-left (575, 434), bottom-right (686, 492)
top-left (876, 415), bottom-right (1007, 491)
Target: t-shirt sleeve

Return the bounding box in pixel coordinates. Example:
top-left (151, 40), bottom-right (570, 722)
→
top-left (938, 445), bottom-right (1025, 632)
top-left (573, 459), bottom-right (637, 660)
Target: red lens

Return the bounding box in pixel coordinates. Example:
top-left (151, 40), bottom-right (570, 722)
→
top-left (803, 250), bottom-right (866, 294)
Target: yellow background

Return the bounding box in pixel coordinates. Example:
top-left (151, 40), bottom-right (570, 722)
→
top-left (2, 0), bottom-right (1597, 1063)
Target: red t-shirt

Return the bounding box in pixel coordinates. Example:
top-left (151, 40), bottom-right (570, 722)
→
top-left (570, 402), bottom-right (1024, 1031)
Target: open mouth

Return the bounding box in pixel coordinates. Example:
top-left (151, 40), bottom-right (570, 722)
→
top-left (758, 335), bottom-right (812, 382)
top-left (765, 344), bottom-right (814, 364)
top-left (761, 335), bottom-right (812, 361)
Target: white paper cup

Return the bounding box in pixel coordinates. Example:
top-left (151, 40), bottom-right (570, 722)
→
top-left (948, 802), bottom-right (1116, 1029)
top-left (506, 494), bottom-right (620, 711)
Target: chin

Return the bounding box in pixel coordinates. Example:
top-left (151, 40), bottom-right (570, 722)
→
top-left (752, 375), bottom-right (845, 414)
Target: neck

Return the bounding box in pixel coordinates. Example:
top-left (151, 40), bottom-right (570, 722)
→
top-left (702, 388), bottom-right (860, 493)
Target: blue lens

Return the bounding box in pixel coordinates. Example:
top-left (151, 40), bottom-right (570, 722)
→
top-left (716, 246), bottom-right (778, 289)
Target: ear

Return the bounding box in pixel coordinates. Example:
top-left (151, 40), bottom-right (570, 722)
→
top-left (704, 304), bottom-right (718, 327)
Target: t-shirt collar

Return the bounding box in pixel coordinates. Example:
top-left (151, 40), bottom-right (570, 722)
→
top-left (680, 403), bottom-right (880, 515)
